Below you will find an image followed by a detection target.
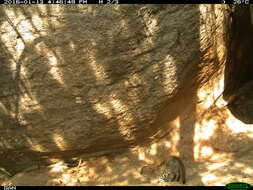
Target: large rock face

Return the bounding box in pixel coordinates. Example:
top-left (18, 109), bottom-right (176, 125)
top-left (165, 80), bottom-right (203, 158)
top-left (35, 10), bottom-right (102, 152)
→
top-left (0, 5), bottom-right (242, 173)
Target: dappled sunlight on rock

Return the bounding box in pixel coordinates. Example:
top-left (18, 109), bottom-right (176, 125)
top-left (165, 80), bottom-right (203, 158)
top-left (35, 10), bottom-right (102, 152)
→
top-left (35, 43), bottom-right (65, 86)
top-left (50, 161), bottom-right (67, 172)
top-left (243, 167), bottom-right (253, 175)
top-left (194, 121), bottom-right (216, 142)
top-left (161, 56), bottom-right (178, 95)
top-left (47, 55), bottom-right (65, 86)
top-left (18, 20), bottom-right (35, 41)
top-left (201, 168), bottom-right (235, 185)
top-left (110, 98), bottom-right (127, 113)
top-left (199, 146), bottom-right (214, 158)
top-left (197, 152), bottom-right (253, 185)
top-left (93, 102), bottom-right (112, 119)
top-left (88, 52), bottom-right (109, 83)
top-left (52, 133), bottom-right (67, 150)
top-left (194, 67), bottom-right (253, 159)
top-left (61, 173), bottom-right (71, 183)
top-left (150, 143), bottom-right (157, 155)
top-left (208, 152), bottom-right (234, 163)
top-left (165, 141), bottom-right (172, 148)
top-left (207, 163), bottom-right (229, 171)
top-left (225, 111), bottom-right (253, 134)
top-left (138, 151), bottom-right (146, 161)
top-left (28, 141), bottom-right (48, 152)
top-left (201, 173), bottom-right (218, 184)
top-left (197, 89), bottom-right (216, 109)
